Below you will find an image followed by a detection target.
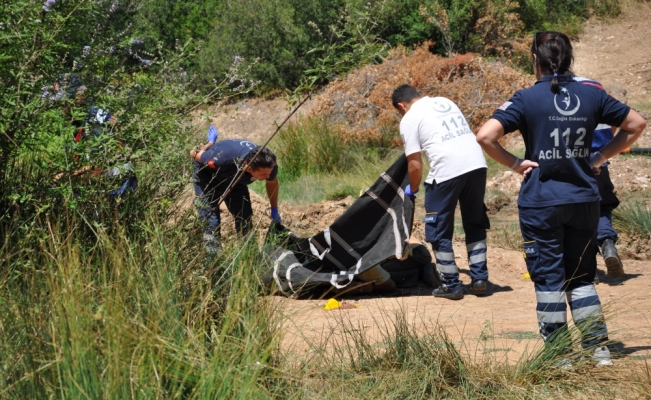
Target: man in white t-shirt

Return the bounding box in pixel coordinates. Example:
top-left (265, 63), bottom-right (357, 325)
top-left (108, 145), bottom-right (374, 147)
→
top-left (392, 84), bottom-right (490, 300)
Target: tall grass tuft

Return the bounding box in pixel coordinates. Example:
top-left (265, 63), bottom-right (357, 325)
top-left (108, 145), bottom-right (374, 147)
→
top-left (0, 211), bottom-right (286, 398)
top-left (613, 201), bottom-right (651, 236)
top-left (283, 308), bottom-right (644, 399)
top-left (271, 117), bottom-right (358, 182)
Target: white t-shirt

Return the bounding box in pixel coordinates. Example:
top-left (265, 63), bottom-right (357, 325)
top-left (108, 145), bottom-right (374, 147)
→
top-left (400, 96), bottom-right (487, 184)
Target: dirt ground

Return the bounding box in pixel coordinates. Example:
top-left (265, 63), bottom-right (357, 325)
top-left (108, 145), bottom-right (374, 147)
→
top-left (198, 4), bottom-right (651, 367)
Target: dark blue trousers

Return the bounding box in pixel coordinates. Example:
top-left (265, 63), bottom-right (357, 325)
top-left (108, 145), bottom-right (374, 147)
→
top-left (424, 168), bottom-right (489, 290)
top-left (595, 165), bottom-right (619, 245)
top-left (520, 201), bottom-right (608, 348)
top-left (193, 162), bottom-right (253, 238)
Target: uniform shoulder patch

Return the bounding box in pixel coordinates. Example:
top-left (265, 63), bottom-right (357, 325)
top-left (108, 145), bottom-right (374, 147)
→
top-left (498, 101), bottom-right (512, 111)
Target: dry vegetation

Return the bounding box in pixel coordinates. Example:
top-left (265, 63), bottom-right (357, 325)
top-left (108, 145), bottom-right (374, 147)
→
top-left (310, 43), bottom-right (533, 145)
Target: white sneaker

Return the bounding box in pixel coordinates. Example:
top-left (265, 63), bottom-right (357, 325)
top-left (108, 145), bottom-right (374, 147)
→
top-left (593, 346), bottom-right (613, 367)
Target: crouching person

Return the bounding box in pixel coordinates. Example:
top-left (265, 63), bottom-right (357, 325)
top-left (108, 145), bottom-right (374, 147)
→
top-left (190, 139), bottom-right (281, 254)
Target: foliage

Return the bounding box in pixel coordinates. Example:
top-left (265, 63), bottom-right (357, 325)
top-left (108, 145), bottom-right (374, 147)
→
top-left (130, 0), bottom-right (627, 92)
top-left (0, 0), bottom-right (256, 228)
top-left (270, 117), bottom-right (359, 182)
top-left (0, 212), bottom-right (287, 398)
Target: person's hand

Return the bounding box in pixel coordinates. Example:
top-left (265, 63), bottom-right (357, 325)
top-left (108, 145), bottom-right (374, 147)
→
top-left (270, 207), bottom-right (281, 223)
top-left (590, 151), bottom-right (606, 169)
top-left (207, 125), bottom-right (218, 143)
top-left (404, 185), bottom-right (418, 198)
top-left (512, 159), bottom-right (539, 178)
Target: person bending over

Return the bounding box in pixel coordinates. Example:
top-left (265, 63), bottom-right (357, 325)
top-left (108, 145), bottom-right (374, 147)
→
top-left (190, 139), bottom-right (281, 254)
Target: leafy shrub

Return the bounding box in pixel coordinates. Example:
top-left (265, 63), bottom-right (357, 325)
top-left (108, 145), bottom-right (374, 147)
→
top-left (130, 0), bottom-right (627, 93)
top-left (0, 0), bottom-right (255, 230)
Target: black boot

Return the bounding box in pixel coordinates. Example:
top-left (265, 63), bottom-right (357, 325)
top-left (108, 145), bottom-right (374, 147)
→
top-left (601, 239), bottom-right (624, 278)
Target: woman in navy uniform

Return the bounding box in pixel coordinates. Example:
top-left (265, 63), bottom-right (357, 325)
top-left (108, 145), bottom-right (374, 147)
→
top-left (476, 31), bottom-right (646, 366)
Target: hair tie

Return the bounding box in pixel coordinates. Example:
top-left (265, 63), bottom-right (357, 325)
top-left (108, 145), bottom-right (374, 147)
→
top-left (553, 73), bottom-right (558, 77)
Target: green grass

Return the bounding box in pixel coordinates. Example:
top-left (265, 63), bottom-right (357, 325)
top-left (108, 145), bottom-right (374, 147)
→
top-left (250, 151), bottom-right (401, 205)
top-left (485, 147), bottom-right (525, 179)
top-left (489, 221), bottom-right (523, 252)
top-left (0, 213), bottom-right (286, 398)
top-left (629, 100), bottom-right (651, 115)
top-left (499, 331), bottom-right (541, 342)
top-left (613, 200), bottom-right (651, 236)
top-left (280, 309), bottom-right (645, 399)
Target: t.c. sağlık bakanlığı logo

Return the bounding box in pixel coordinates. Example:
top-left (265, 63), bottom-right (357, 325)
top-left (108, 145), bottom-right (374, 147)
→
top-left (554, 87), bottom-right (581, 116)
top-left (431, 100), bottom-right (452, 113)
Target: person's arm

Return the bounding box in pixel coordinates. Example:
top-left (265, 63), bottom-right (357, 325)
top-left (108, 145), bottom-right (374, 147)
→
top-left (476, 118), bottom-right (539, 176)
top-left (189, 149), bottom-right (204, 162)
top-left (265, 178), bottom-right (279, 208)
top-left (200, 141), bottom-right (213, 152)
top-left (406, 152), bottom-right (423, 192)
top-left (54, 165), bottom-right (102, 181)
top-left (598, 109), bottom-right (646, 160)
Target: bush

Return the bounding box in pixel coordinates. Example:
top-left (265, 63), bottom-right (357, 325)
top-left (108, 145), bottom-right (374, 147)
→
top-left (0, 0), bottom-right (256, 231)
top-left (130, 0), bottom-right (627, 93)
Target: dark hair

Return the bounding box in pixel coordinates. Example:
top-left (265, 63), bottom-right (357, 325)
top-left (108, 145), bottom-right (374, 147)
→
top-left (391, 84), bottom-right (421, 108)
top-left (531, 31), bottom-right (573, 94)
top-left (246, 146), bottom-right (277, 170)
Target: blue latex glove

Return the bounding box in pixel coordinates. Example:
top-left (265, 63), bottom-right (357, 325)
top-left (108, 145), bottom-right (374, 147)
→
top-left (404, 185), bottom-right (418, 198)
top-left (207, 125), bottom-right (218, 143)
top-left (270, 207), bottom-right (282, 223)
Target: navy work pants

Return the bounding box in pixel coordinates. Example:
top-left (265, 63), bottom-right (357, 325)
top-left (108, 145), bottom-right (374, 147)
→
top-left (520, 201), bottom-right (608, 349)
top-left (424, 167), bottom-right (489, 290)
top-left (595, 164), bottom-right (619, 245)
top-left (193, 162), bottom-right (253, 238)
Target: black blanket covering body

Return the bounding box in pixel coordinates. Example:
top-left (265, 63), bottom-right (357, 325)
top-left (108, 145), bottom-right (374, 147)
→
top-left (264, 155), bottom-right (415, 294)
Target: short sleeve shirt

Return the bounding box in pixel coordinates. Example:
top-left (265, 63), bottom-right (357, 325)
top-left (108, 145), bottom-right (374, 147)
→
top-left (573, 77), bottom-right (616, 151)
top-left (400, 96), bottom-right (487, 184)
top-left (491, 74), bottom-right (629, 207)
top-left (197, 139), bottom-right (277, 188)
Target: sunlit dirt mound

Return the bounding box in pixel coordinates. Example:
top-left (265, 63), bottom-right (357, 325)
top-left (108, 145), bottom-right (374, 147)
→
top-left (310, 43), bottom-right (533, 143)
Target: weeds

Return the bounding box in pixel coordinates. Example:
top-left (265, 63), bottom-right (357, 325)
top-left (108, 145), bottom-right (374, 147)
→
top-left (282, 307), bottom-right (644, 399)
top-left (0, 211), bottom-right (285, 398)
top-left (613, 201), bottom-right (651, 236)
top-left (489, 221), bottom-right (523, 251)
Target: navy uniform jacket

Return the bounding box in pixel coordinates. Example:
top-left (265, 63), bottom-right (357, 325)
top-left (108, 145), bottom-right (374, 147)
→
top-left (196, 139), bottom-right (277, 191)
top-left (492, 74), bottom-right (629, 208)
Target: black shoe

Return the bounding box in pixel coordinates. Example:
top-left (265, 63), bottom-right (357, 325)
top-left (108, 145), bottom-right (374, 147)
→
top-left (601, 239), bottom-right (624, 278)
top-left (469, 279), bottom-right (488, 293)
top-left (432, 286), bottom-right (464, 300)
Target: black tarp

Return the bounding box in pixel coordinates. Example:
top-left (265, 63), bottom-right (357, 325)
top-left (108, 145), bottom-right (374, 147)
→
top-left (264, 155), bottom-right (415, 295)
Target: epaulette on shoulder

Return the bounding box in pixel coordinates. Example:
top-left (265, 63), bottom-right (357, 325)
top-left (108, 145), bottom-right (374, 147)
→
top-left (579, 81), bottom-right (604, 90)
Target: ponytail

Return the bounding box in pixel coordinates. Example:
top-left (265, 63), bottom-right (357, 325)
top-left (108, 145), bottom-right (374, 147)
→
top-left (550, 64), bottom-right (560, 94)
